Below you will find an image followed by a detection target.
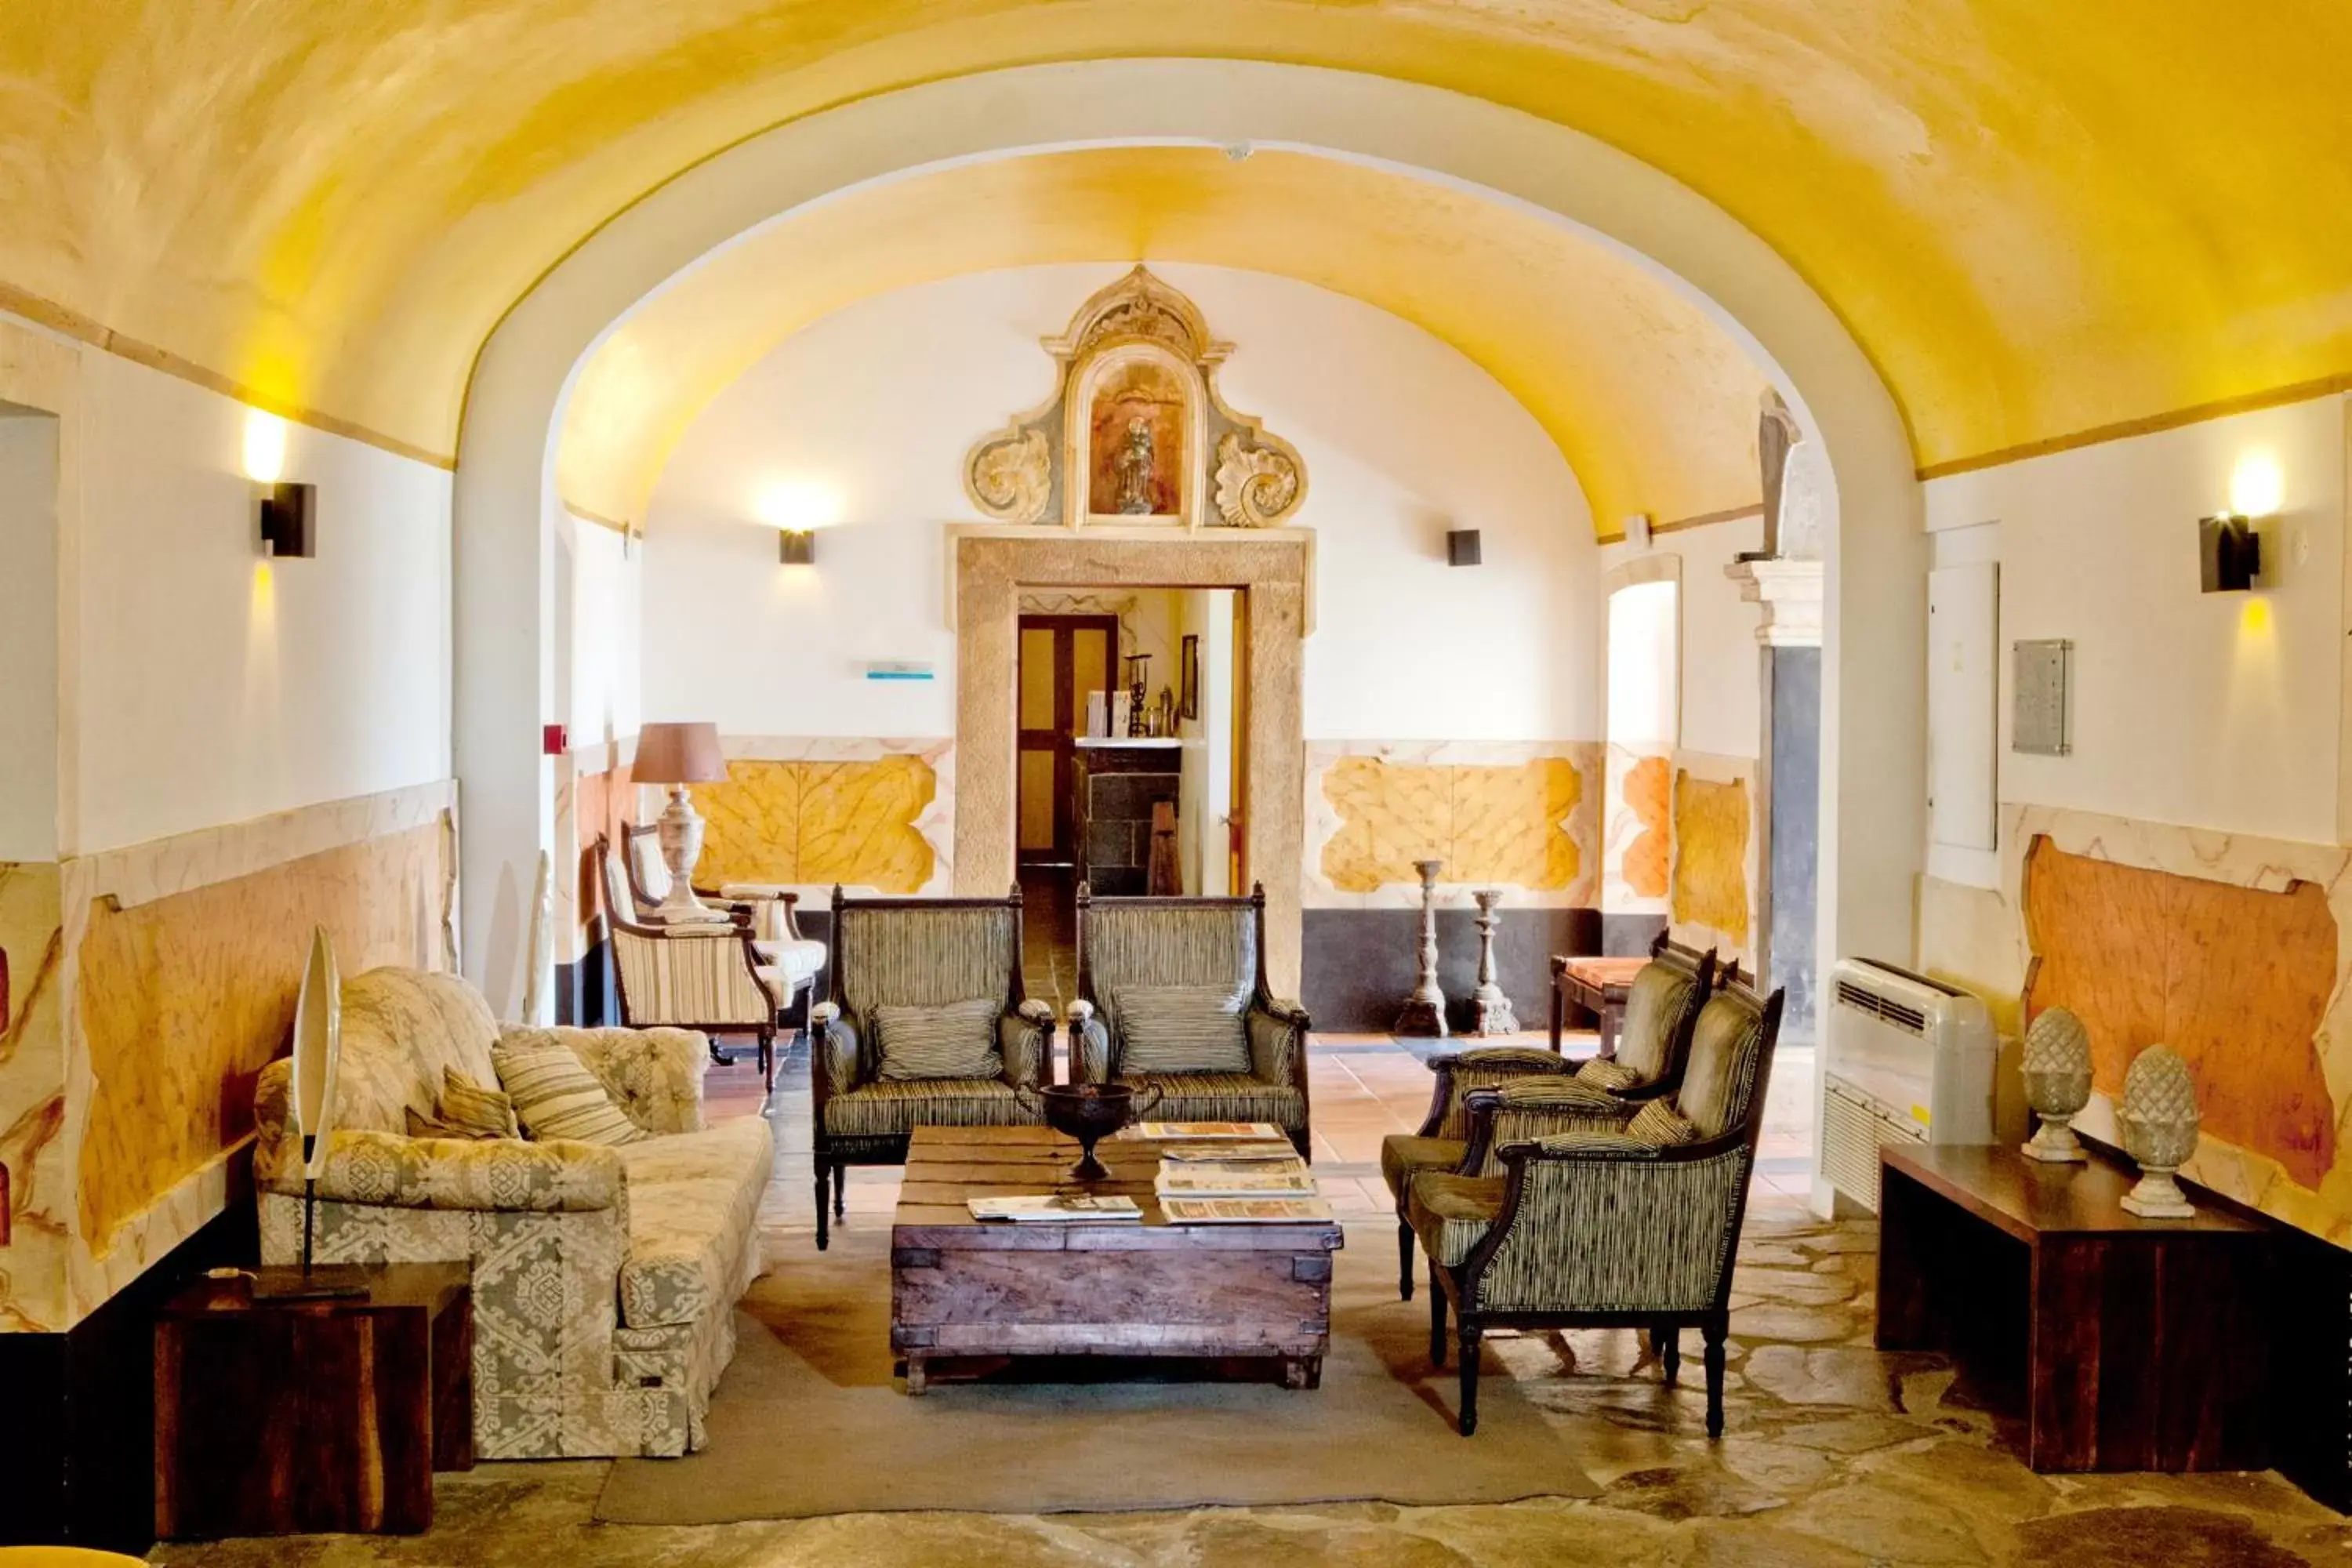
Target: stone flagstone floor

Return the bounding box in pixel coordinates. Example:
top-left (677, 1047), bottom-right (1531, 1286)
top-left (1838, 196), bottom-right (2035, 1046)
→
top-left (151, 1033), bottom-right (2350, 1568)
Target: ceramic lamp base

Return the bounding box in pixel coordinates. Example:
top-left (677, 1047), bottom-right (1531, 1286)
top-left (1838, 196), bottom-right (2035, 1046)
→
top-left (2121, 1167), bottom-right (2195, 1219)
top-left (2020, 1114), bottom-right (2086, 1163)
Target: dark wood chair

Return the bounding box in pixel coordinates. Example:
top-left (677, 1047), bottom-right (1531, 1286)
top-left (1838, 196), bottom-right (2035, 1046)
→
top-left (1381, 933), bottom-right (1716, 1300)
top-left (1411, 975), bottom-right (1784, 1437)
top-left (1066, 881), bottom-right (1312, 1156)
top-left (808, 885), bottom-right (1052, 1249)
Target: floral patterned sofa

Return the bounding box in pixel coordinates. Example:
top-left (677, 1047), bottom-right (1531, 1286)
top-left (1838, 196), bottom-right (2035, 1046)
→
top-left (252, 967), bottom-right (771, 1459)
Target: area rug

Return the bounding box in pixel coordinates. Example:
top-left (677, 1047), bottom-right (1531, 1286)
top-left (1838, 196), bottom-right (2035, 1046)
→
top-left (597, 1227), bottom-right (1599, 1522)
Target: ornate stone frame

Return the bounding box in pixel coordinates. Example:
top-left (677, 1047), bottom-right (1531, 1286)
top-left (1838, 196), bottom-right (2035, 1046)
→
top-left (962, 267), bottom-right (1307, 532)
top-left (950, 526), bottom-right (1312, 992)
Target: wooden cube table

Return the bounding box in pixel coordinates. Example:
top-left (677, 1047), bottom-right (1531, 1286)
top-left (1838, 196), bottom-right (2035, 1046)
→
top-left (891, 1126), bottom-right (1342, 1393)
top-left (154, 1261), bottom-right (472, 1538)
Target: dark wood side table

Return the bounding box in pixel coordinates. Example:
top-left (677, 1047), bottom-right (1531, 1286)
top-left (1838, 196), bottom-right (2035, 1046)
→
top-left (1548, 955), bottom-right (1646, 1056)
top-left (154, 1261), bottom-right (472, 1538)
top-left (1877, 1143), bottom-right (2271, 1473)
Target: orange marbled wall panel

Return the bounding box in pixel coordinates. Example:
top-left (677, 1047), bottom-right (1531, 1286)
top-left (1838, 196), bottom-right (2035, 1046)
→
top-left (693, 757), bottom-right (937, 894)
top-left (1622, 754), bottom-right (1671, 900)
top-left (2022, 836), bottom-right (2337, 1190)
top-left (74, 824), bottom-right (450, 1248)
top-left (0, 862), bottom-right (68, 1330)
top-left (1671, 771), bottom-right (1750, 942)
top-left (1319, 757), bottom-right (1584, 895)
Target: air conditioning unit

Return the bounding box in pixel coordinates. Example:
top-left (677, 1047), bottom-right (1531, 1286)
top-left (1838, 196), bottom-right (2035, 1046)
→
top-left (1817, 956), bottom-right (1997, 1213)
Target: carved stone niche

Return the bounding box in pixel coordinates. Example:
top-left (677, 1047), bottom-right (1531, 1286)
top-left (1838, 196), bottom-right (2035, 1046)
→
top-left (963, 267), bottom-right (1308, 531)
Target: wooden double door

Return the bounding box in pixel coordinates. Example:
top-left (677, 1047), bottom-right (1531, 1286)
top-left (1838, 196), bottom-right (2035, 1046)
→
top-left (1017, 614), bottom-right (1118, 866)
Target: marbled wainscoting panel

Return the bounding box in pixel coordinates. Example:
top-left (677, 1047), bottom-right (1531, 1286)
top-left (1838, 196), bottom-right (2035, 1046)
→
top-left (1668, 752), bottom-right (1755, 967)
top-left (1601, 742), bottom-right (1672, 913)
top-left (71, 819), bottom-right (452, 1262)
top-left (1304, 742), bottom-right (1601, 909)
top-left (0, 862), bottom-right (68, 1330)
top-left (691, 738), bottom-right (952, 897)
top-left (565, 751), bottom-right (634, 957)
top-left (1989, 804), bottom-right (2352, 1244)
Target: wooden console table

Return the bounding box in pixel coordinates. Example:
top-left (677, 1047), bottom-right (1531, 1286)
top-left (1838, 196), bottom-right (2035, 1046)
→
top-left (154, 1262), bottom-right (472, 1537)
top-left (1876, 1143), bottom-right (2271, 1473)
top-left (1548, 955), bottom-right (1646, 1056)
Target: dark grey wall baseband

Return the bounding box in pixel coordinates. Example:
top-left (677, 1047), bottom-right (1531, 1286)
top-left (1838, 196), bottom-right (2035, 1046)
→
top-left (1299, 906), bottom-right (1602, 1034)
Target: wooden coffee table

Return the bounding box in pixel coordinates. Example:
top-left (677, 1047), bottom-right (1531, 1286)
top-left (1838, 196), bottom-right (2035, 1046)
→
top-left (891, 1124), bottom-right (1343, 1394)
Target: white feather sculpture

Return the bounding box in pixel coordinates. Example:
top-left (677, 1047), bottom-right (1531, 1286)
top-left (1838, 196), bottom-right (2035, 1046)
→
top-left (289, 924), bottom-right (342, 1272)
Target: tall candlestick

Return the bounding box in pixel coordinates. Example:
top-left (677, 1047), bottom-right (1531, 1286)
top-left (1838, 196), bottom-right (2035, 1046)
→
top-left (1395, 859), bottom-right (1449, 1036)
top-left (1468, 889), bottom-right (1519, 1036)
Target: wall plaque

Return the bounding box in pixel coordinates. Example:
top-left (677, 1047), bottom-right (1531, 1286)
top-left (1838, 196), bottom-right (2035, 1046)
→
top-left (2012, 638), bottom-right (2072, 756)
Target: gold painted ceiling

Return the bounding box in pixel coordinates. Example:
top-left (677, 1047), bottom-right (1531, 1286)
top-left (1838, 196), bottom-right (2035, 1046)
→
top-left (5, 2), bottom-right (2350, 502)
top-left (556, 149), bottom-right (1770, 534)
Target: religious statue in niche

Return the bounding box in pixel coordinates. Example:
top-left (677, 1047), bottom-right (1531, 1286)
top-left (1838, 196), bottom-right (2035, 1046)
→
top-left (962, 266), bottom-right (1307, 530)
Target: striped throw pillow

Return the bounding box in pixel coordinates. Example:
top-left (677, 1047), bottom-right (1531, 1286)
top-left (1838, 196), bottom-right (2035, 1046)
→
top-left (441, 1069), bottom-right (518, 1138)
top-left (874, 998), bottom-right (1004, 1082)
top-left (492, 1044), bottom-right (647, 1145)
top-left (1115, 985), bottom-right (1250, 1074)
top-left (1573, 1057), bottom-right (1644, 1091)
top-left (1626, 1098), bottom-right (1699, 1148)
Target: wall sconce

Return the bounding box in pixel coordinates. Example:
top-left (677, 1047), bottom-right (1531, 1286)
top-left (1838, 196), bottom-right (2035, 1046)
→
top-left (2199, 513), bottom-right (2259, 593)
top-left (1446, 528), bottom-right (1483, 567)
top-left (260, 482), bottom-right (317, 558)
top-left (779, 529), bottom-right (815, 566)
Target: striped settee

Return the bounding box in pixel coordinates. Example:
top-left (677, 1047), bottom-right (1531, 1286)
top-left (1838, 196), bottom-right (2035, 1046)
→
top-left (1067, 883), bottom-right (1312, 1156)
top-left (808, 887), bottom-right (1052, 1249)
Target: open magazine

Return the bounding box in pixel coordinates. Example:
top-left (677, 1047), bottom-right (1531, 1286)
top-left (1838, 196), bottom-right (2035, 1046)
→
top-left (1128, 1121), bottom-right (1287, 1142)
top-left (967, 1194), bottom-right (1143, 1222)
top-left (1159, 1196), bottom-right (1334, 1225)
top-left (1154, 1160), bottom-right (1318, 1199)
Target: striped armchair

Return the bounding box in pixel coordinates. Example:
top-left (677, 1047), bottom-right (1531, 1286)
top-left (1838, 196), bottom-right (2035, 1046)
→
top-left (809, 887), bottom-right (1052, 1249)
top-left (1381, 935), bottom-right (1715, 1300)
top-left (1068, 882), bottom-right (1312, 1156)
top-left (597, 837), bottom-right (786, 1087)
top-left (1410, 977), bottom-right (1784, 1437)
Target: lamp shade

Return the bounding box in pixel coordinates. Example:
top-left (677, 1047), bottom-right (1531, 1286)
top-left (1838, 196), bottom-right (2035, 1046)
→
top-left (633, 721), bottom-right (728, 784)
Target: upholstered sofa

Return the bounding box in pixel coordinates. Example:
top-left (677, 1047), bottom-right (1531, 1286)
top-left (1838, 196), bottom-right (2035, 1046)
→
top-left (253, 967), bottom-right (771, 1460)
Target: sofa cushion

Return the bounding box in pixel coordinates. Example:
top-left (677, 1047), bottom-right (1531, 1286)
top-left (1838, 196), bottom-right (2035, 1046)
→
top-left (1628, 1099), bottom-right (1700, 1147)
top-left (1120, 1072), bottom-right (1301, 1129)
top-left (1573, 1056), bottom-right (1644, 1091)
top-left (1675, 996), bottom-right (1765, 1138)
top-left (1408, 1171), bottom-right (1507, 1267)
top-left (1615, 963), bottom-right (1697, 1083)
top-left (1115, 984), bottom-right (1251, 1074)
top-left (440, 1069), bottom-right (519, 1138)
top-left (823, 1077), bottom-right (1034, 1139)
top-left (615, 1119), bottom-right (771, 1330)
top-left (333, 968), bottom-right (503, 1134)
top-left (495, 1044), bottom-right (648, 1145)
top-left (873, 998), bottom-right (1004, 1081)
top-left (1380, 1134), bottom-right (1466, 1203)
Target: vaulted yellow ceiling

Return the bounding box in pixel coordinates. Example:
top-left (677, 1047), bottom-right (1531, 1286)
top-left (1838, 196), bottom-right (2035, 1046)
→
top-left (5, 2), bottom-right (2350, 484)
top-left (557, 147), bottom-right (1769, 535)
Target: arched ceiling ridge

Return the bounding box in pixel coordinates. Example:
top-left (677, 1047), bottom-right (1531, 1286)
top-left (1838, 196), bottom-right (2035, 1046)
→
top-left (4, 4), bottom-right (2350, 481)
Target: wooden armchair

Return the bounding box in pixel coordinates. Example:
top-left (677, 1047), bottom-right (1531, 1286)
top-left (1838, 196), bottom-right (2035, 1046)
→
top-left (596, 836), bottom-right (786, 1085)
top-left (809, 887), bottom-right (1053, 1249)
top-left (1067, 882), bottom-right (1312, 1156)
top-left (1410, 977), bottom-right (1785, 1437)
top-left (1381, 934), bottom-right (1716, 1299)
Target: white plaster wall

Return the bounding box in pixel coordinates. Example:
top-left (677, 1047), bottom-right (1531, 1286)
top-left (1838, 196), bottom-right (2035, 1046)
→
top-left (639, 263), bottom-right (1599, 742)
top-left (1597, 514), bottom-right (1766, 760)
top-left (71, 353), bottom-right (453, 853)
top-left (1924, 393), bottom-right (2347, 846)
top-left (564, 516), bottom-right (641, 746)
top-left (0, 409), bottom-right (61, 859)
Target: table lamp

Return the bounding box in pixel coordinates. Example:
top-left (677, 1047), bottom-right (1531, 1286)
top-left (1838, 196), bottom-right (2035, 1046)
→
top-left (633, 721), bottom-right (729, 921)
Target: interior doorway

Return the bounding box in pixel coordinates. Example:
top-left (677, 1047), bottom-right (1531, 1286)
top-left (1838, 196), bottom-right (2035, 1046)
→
top-left (1016, 614), bottom-right (1118, 869)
